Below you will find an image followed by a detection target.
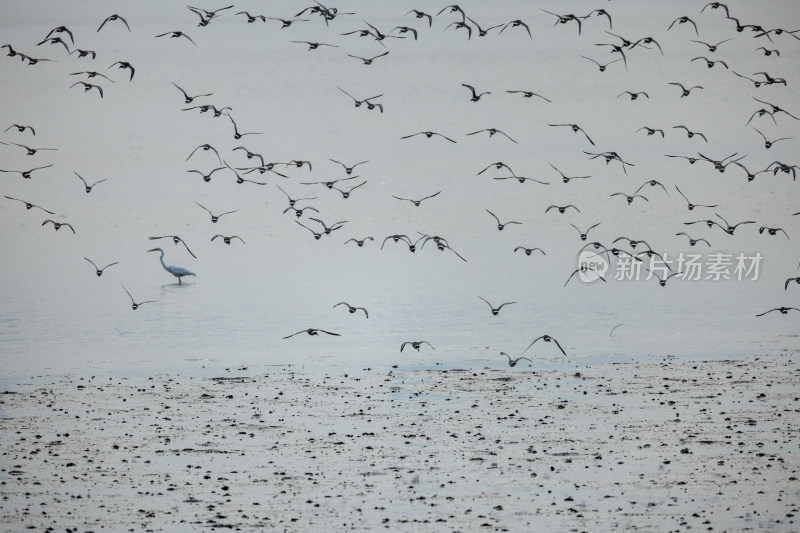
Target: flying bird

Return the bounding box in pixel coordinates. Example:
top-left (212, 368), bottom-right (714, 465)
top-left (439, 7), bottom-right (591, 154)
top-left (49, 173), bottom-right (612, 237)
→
top-left (401, 131), bottom-right (457, 143)
top-left (751, 127), bottom-right (793, 149)
top-left (525, 335), bottom-right (567, 356)
top-left (689, 38), bottom-right (733, 52)
top-left (330, 159), bottom-right (368, 174)
top-left (400, 341), bottom-right (434, 352)
top-left (675, 232), bottom-right (710, 247)
top-left (499, 19), bottom-right (532, 39)
top-left (755, 307), bottom-right (800, 317)
top-left (405, 9), bottom-right (433, 27)
top-left (97, 14), bottom-right (131, 32)
top-left (668, 16), bottom-right (699, 36)
top-left (186, 143), bottom-right (222, 164)
top-left (758, 226), bottom-right (789, 239)
top-left (195, 201), bottom-right (239, 223)
top-left (148, 235), bottom-right (197, 258)
top-left (290, 40), bottom-right (339, 50)
top-left (549, 123), bottom-right (595, 145)
top-left (5, 124), bottom-right (35, 135)
top-left (122, 286), bottom-right (158, 310)
top-left (84, 257), bottom-right (119, 277)
top-left (466, 128), bottom-right (517, 143)
top-left (636, 126), bottom-right (665, 137)
top-left (284, 328), bottom-right (341, 339)
top-left (392, 191), bottom-right (441, 206)
top-left (6, 142), bottom-right (56, 156)
top-left (3, 195), bottom-right (54, 214)
top-left (347, 51), bottom-right (389, 65)
top-left (570, 223), bottom-right (600, 241)
top-left (505, 90), bottom-right (552, 102)
top-left (155, 31), bottom-right (197, 45)
top-left (0, 165), bottom-right (53, 179)
top-left (212, 234), bottom-right (245, 245)
top-left (74, 171), bottom-right (108, 193)
top-left (514, 246), bottom-right (546, 256)
top-left (109, 61), bottom-right (135, 81)
top-left (345, 237), bottom-right (373, 247)
top-left (691, 56), bottom-right (728, 69)
top-left (42, 219), bottom-right (75, 233)
top-left (546, 204), bottom-right (580, 214)
top-left (673, 125), bottom-right (707, 142)
top-left (334, 302), bottom-right (368, 318)
top-left (462, 83), bottom-right (490, 102)
top-left (675, 186), bottom-right (717, 210)
top-left (668, 82), bottom-right (703, 97)
top-left (618, 90), bottom-right (649, 100)
top-left (486, 209), bottom-right (521, 230)
top-left (580, 55), bottom-right (623, 72)
top-left (478, 296), bottom-right (516, 316)
top-left (172, 82), bottom-right (212, 104)
top-left (69, 81), bottom-right (103, 97)
top-left (500, 352), bottom-right (533, 367)
top-left (236, 11), bottom-right (267, 23)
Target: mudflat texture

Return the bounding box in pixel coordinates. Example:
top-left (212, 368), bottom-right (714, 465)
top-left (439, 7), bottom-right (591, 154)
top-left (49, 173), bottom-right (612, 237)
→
top-left (1, 355), bottom-right (798, 531)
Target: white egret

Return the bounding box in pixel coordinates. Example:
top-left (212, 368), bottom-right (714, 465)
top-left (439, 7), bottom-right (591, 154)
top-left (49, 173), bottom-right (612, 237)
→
top-left (147, 248), bottom-right (195, 284)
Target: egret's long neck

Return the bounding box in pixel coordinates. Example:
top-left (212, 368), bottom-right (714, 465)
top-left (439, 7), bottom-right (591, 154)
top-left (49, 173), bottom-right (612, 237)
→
top-left (158, 250), bottom-right (167, 269)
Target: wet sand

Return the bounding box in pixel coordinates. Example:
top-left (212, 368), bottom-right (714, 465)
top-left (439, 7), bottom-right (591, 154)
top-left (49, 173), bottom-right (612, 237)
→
top-left (1, 354), bottom-right (798, 531)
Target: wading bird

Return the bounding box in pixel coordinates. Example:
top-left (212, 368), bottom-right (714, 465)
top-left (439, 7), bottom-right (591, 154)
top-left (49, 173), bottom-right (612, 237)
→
top-left (148, 248), bottom-right (196, 284)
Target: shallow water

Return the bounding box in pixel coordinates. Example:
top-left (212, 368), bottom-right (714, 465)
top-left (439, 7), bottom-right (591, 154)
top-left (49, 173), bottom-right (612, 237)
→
top-left (0, 1), bottom-right (799, 379)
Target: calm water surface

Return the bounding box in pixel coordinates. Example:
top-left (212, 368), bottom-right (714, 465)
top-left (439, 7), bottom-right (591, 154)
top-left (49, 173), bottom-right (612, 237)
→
top-left (1, 0), bottom-right (798, 378)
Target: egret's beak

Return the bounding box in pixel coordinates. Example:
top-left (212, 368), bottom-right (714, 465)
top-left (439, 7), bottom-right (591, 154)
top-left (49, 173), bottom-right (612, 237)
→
top-left (147, 248), bottom-right (159, 252)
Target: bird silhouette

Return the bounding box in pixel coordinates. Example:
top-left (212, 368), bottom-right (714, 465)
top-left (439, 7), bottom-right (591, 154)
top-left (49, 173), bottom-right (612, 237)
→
top-left (4, 195), bottom-right (54, 214)
top-left (74, 172), bottom-right (108, 193)
top-left (98, 14), bottom-right (131, 32)
top-left (123, 286), bottom-right (158, 310)
top-left (400, 341), bottom-right (434, 352)
top-left (392, 191), bottom-right (441, 206)
top-left (42, 219), bottom-right (75, 233)
top-left (84, 257), bottom-right (119, 277)
top-left (500, 352), bottom-right (533, 367)
top-left (478, 296), bottom-right (516, 316)
top-left (486, 209), bottom-right (521, 230)
top-left (195, 202), bottom-right (239, 223)
top-left (334, 302), bottom-right (368, 318)
top-left (525, 335), bottom-right (567, 356)
top-left (212, 234), bottom-right (245, 245)
top-left (466, 128), bottom-right (517, 143)
top-left (148, 235), bottom-right (197, 258)
top-left (284, 328), bottom-right (340, 339)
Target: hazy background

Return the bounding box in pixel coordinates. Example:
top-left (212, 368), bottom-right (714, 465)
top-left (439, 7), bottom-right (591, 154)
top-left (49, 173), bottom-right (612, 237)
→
top-left (1, 0), bottom-right (798, 378)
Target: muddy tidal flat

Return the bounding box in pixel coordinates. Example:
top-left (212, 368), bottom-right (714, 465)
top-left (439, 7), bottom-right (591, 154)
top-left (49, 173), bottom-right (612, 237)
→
top-left (1, 355), bottom-right (798, 532)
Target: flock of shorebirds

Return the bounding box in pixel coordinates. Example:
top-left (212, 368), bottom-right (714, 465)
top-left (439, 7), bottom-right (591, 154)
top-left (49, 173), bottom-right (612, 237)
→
top-left (2, 2), bottom-right (799, 365)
